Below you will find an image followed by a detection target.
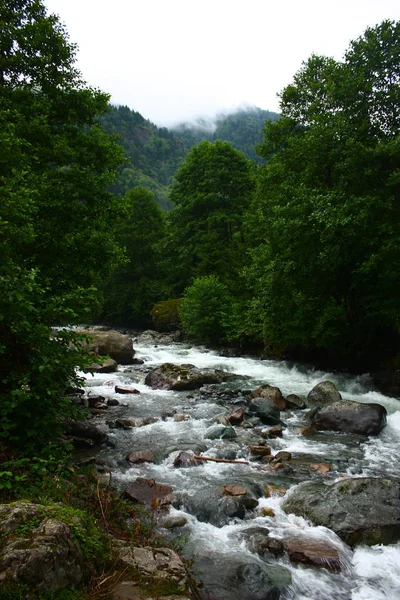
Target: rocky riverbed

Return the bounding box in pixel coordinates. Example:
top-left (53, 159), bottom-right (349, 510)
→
top-left (74, 330), bottom-right (400, 600)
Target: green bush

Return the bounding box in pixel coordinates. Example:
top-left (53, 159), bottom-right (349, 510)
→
top-left (179, 276), bottom-right (232, 344)
top-left (151, 299), bottom-right (181, 331)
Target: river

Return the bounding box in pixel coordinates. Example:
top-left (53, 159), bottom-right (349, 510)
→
top-left (81, 335), bottom-right (400, 600)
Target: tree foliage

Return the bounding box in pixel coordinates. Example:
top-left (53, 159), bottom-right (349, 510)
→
top-left (0, 0), bottom-right (124, 453)
top-left (249, 20), bottom-right (400, 368)
top-left (101, 186), bottom-right (167, 327)
top-left (179, 276), bottom-right (232, 344)
top-left (165, 140), bottom-right (255, 294)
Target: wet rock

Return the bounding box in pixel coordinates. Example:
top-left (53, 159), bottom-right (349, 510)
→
top-left (249, 445), bottom-right (271, 456)
top-left (307, 380), bottom-right (341, 408)
top-left (173, 488), bottom-right (256, 528)
top-left (285, 394), bottom-right (306, 409)
top-left (239, 527), bottom-right (285, 558)
top-left (114, 418), bottom-right (139, 429)
top-left (131, 358), bottom-right (145, 365)
top-left (214, 414), bottom-right (230, 425)
top-left (299, 425), bottom-right (316, 436)
top-left (248, 397), bottom-right (281, 425)
top-left (265, 485), bottom-right (287, 497)
top-left (84, 358), bottom-right (118, 373)
top-left (283, 534), bottom-right (342, 572)
top-left (272, 451), bottom-right (292, 462)
top-left (78, 328), bottom-right (134, 364)
top-left (113, 542), bottom-right (187, 592)
top-left (204, 425), bottom-right (237, 440)
top-left (282, 477), bottom-right (400, 546)
top-left (310, 463), bottom-right (331, 475)
top-left (126, 450), bottom-right (156, 464)
top-left (260, 424), bottom-right (283, 439)
top-left (115, 385), bottom-right (141, 395)
top-left (173, 413), bottom-right (190, 422)
top-left (311, 400), bottom-right (387, 435)
top-left (107, 398), bottom-right (120, 406)
top-left (260, 507), bottom-right (276, 517)
top-left (249, 384), bottom-right (286, 410)
top-left (64, 420), bottom-right (108, 444)
top-left (159, 515), bottom-right (188, 529)
top-left (228, 407), bottom-right (246, 425)
top-left (194, 553), bottom-right (290, 600)
top-left (223, 484), bottom-right (248, 496)
top-left (144, 363), bottom-right (235, 391)
top-left (124, 478), bottom-right (173, 506)
top-left (0, 503), bottom-right (84, 593)
top-left (172, 451), bottom-right (199, 468)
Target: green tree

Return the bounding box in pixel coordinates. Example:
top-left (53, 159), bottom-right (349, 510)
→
top-left (165, 140), bottom-right (255, 294)
top-left (101, 186), bottom-right (166, 326)
top-left (249, 20), bottom-right (400, 368)
top-left (0, 0), bottom-right (124, 453)
top-left (179, 275), bottom-right (232, 344)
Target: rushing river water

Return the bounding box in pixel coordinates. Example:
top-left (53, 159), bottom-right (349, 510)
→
top-left (81, 336), bottom-right (400, 600)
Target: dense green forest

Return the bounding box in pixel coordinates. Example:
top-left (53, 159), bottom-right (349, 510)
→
top-left (102, 20), bottom-right (400, 373)
top-left (98, 105), bottom-right (280, 208)
top-left (1, 0), bottom-right (399, 467)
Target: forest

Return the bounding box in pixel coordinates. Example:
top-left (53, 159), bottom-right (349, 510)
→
top-left (0, 2), bottom-right (399, 596)
top-left (1, 3), bottom-right (399, 458)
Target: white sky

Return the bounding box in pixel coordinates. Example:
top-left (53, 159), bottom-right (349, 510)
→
top-left (44, 0), bottom-right (399, 127)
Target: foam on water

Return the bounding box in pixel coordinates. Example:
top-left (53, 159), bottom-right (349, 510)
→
top-left (86, 339), bottom-right (400, 600)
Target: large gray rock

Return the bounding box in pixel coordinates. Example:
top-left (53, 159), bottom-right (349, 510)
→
top-left (124, 478), bottom-right (173, 506)
top-left (0, 503), bottom-right (84, 592)
top-left (248, 397), bottom-right (281, 425)
top-left (283, 477), bottom-right (400, 546)
top-left (113, 542), bottom-right (187, 593)
top-left (79, 328), bottom-right (134, 364)
top-left (194, 553), bottom-right (290, 600)
top-left (307, 380), bottom-right (341, 408)
top-left (311, 400), bottom-right (387, 435)
top-left (64, 420), bottom-right (108, 444)
top-left (248, 384), bottom-right (286, 410)
top-left (144, 363), bottom-right (233, 391)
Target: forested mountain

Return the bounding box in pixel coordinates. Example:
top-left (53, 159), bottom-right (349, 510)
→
top-left (98, 105), bottom-right (280, 208)
top-left (98, 106), bottom-right (186, 208)
top-left (172, 107), bottom-right (281, 162)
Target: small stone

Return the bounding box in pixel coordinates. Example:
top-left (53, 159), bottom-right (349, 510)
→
top-left (228, 407), bottom-right (246, 425)
top-left (260, 424), bottom-right (283, 439)
top-left (299, 425), bottom-right (317, 436)
top-left (115, 385), bottom-right (141, 395)
top-left (310, 463), bottom-right (331, 475)
top-left (265, 485), bottom-right (286, 498)
top-left (223, 484), bottom-right (248, 496)
top-left (260, 507), bottom-right (276, 517)
top-left (248, 445), bottom-right (271, 456)
top-left (126, 450), bottom-right (155, 464)
top-left (272, 451), bottom-right (292, 462)
top-left (107, 398), bottom-right (120, 406)
top-left (173, 413), bottom-right (190, 421)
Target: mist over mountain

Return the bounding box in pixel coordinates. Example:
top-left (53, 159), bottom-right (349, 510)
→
top-left (98, 105), bottom-right (280, 208)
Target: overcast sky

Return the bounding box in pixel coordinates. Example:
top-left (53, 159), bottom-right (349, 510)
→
top-left (44, 0), bottom-right (399, 127)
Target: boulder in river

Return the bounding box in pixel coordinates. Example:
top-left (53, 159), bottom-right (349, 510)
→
top-left (307, 380), bottom-right (341, 408)
top-left (78, 328), bottom-right (134, 364)
top-left (248, 397), bottom-right (281, 425)
top-left (282, 477), bottom-right (400, 546)
top-left (124, 478), bottom-right (173, 506)
top-left (248, 384), bottom-right (286, 410)
top-left (311, 400), bottom-right (387, 435)
top-left (64, 420), bottom-right (108, 445)
top-left (144, 362), bottom-right (235, 391)
top-left (84, 358), bottom-right (118, 373)
top-left (283, 533), bottom-right (342, 572)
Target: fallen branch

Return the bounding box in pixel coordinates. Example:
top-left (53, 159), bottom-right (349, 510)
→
top-left (194, 455), bottom-right (249, 465)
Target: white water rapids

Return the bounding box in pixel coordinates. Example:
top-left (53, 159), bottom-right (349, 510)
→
top-left (81, 339), bottom-right (400, 600)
